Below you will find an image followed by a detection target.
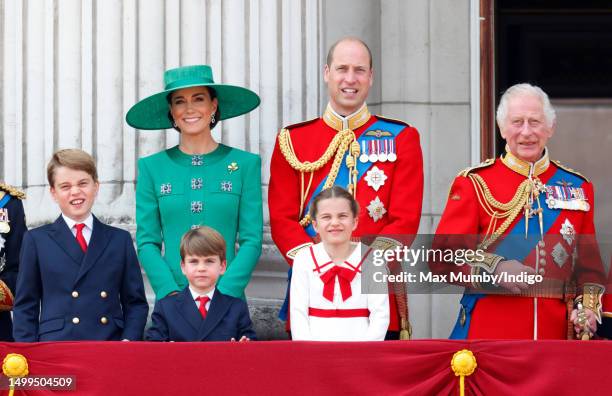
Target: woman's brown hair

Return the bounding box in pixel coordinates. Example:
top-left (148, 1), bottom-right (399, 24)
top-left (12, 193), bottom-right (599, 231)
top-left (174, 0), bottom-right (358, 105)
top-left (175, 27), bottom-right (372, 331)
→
top-left (310, 186), bottom-right (359, 220)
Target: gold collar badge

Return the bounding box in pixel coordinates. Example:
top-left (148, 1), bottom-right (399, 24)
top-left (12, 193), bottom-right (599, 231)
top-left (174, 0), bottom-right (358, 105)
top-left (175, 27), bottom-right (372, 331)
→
top-left (322, 103), bottom-right (371, 132)
top-left (501, 146), bottom-right (550, 177)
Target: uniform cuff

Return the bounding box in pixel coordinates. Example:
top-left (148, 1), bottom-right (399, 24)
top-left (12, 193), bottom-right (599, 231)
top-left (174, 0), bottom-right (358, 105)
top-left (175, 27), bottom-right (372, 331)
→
top-left (470, 252), bottom-right (504, 274)
top-left (575, 283), bottom-right (605, 323)
top-left (370, 237), bottom-right (402, 252)
top-left (286, 243), bottom-right (314, 260)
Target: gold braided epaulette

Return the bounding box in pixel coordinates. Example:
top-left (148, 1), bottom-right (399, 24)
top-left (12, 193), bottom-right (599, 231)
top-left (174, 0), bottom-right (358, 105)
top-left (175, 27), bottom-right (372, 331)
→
top-left (553, 160), bottom-right (590, 183)
top-left (375, 115), bottom-right (410, 128)
top-left (0, 183), bottom-right (25, 199)
top-left (458, 158), bottom-right (495, 177)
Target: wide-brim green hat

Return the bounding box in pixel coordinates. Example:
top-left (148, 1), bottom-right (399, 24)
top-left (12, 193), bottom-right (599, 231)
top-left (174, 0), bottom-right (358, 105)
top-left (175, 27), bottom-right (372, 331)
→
top-left (126, 65), bottom-right (260, 130)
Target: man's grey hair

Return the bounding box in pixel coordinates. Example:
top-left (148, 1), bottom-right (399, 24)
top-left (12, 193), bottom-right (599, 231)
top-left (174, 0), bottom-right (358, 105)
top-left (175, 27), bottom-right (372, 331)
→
top-left (496, 83), bottom-right (556, 128)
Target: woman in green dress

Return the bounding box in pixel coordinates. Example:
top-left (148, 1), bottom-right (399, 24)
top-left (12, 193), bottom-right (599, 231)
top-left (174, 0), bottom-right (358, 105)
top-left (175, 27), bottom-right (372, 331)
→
top-left (126, 65), bottom-right (262, 299)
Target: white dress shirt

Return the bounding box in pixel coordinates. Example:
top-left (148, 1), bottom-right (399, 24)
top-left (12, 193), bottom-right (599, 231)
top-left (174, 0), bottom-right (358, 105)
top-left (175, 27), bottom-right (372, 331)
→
top-left (188, 286), bottom-right (215, 312)
top-left (62, 213), bottom-right (94, 245)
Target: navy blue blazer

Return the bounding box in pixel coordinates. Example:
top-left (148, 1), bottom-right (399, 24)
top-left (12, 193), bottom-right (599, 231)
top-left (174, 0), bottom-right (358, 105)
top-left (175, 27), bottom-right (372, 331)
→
top-left (13, 215), bottom-right (148, 341)
top-left (146, 287), bottom-right (256, 342)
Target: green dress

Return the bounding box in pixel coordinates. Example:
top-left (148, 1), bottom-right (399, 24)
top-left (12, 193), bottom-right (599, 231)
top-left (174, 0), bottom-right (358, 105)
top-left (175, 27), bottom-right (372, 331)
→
top-left (136, 144), bottom-right (263, 299)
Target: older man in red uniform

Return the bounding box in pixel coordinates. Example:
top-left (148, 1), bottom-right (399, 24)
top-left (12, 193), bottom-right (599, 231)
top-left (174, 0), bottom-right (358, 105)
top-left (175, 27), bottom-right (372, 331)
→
top-left (435, 83), bottom-right (605, 339)
top-left (269, 37), bottom-right (424, 338)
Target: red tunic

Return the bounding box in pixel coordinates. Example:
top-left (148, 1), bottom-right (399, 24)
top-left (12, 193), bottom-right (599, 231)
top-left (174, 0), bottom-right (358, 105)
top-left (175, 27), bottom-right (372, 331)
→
top-left (435, 152), bottom-right (605, 339)
top-left (269, 106), bottom-right (424, 331)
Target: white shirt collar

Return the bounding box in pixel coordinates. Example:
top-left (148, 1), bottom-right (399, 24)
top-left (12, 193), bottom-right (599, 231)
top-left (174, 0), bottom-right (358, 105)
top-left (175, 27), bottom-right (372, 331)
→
top-left (315, 241), bottom-right (363, 267)
top-left (62, 213), bottom-right (94, 232)
top-left (188, 286), bottom-right (215, 302)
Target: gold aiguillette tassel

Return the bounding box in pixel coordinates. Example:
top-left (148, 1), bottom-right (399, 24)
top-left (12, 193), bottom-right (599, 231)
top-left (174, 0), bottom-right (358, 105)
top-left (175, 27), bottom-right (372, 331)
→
top-left (524, 204), bottom-right (530, 239)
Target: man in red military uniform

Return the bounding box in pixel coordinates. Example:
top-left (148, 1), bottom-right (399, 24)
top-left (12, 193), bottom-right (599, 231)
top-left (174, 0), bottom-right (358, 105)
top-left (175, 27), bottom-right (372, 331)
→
top-left (435, 83), bottom-right (605, 339)
top-left (269, 37), bottom-right (424, 339)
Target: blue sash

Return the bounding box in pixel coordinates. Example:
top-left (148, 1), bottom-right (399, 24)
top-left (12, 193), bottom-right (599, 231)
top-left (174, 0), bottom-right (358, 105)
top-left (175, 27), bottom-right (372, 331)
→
top-left (0, 194), bottom-right (10, 209)
top-left (450, 166), bottom-right (585, 339)
top-left (302, 119), bottom-right (406, 236)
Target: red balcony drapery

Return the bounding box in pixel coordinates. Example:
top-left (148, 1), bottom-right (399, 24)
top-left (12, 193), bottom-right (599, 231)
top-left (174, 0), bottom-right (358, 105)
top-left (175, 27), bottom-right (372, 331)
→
top-left (1, 340), bottom-right (611, 395)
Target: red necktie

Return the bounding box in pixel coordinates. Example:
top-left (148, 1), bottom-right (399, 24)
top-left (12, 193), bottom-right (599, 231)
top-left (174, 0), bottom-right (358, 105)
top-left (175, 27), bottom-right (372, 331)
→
top-left (196, 296), bottom-right (210, 319)
top-left (319, 266), bottom-right (357, 302)
top-left (75, 223), bottom-right (88, 252)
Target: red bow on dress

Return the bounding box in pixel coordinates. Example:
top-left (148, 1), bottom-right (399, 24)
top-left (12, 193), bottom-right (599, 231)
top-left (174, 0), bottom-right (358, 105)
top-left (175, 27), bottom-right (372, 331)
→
top-left (319, 266), bottom-right (357, 302)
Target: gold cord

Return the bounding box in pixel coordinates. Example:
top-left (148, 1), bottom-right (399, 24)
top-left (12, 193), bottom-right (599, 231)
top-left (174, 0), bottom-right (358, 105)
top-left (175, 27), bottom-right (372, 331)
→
top-left (468, 174), bottom-right (531, 249)
top-left (468, 173), bottom-right (548, 249)
top-left (280, 128), bottom-right (359, 226)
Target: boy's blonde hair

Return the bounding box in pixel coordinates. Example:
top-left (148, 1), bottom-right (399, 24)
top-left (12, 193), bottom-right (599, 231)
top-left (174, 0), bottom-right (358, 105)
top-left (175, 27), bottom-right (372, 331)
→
top-left (47, 149), bottom-right (98, 186)
top-left (180, 226), bottom-right (226, 262)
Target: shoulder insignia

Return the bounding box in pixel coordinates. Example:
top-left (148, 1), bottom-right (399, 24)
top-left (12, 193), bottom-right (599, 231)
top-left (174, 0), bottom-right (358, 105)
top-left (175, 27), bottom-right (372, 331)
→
top-left (553, 160), bottom-right (590, 183)
top-left (0, 183), bottom-right (25, 199)
top-left (458, 158), bottom-right (495, 177)
top-left (375, 115), bottom-right (410, 128)
top-left (282, 117), bottom-right (319, 132)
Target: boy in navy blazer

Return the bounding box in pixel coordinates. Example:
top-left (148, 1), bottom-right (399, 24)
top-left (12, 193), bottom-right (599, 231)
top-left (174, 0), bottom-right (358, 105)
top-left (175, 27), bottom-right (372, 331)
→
top-left (13, 149), bottom-right (148, 341)
top-left (146, 226), bottom-right (256, 342)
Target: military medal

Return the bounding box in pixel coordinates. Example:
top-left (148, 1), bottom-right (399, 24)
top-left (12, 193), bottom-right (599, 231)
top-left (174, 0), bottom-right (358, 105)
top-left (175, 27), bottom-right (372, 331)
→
top-left (0, 209), bottom-right (10, 233)
top-left (545, 185), bottom-right (556, 208)
top-left (387, 139), bottom-right (397, 162)
top-left (359, 141), bottom-right (369, 163)
top-left (545, 181), bottom-right (589, 212)
top-left (367, 196), bottom-right (387, 222)
top-left (560, 218), bottom-right (575, 245)
top-left (378, 140), bottom-right (388, 162)
top-left (364, 166), bottom-right (387, 192)
top-left (368, 141), bottom-right (378, 163)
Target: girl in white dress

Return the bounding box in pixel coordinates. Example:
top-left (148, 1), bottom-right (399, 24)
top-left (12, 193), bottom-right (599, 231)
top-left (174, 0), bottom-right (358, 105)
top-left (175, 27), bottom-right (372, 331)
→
top-left (290, 186), bottom-right (389, 341)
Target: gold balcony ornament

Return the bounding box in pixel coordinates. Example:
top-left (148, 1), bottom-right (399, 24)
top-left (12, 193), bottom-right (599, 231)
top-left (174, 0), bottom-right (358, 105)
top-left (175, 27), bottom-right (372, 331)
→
top-left (3, 353), bottom-right (29, 396)
top-left (451, 349), bottom-right (477, 396)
